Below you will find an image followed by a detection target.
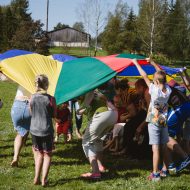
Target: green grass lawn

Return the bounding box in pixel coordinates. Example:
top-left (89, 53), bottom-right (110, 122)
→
top-left (1, 81), bottom-right (190, 190)
top-left (49, 47), bottom-right (107, 57)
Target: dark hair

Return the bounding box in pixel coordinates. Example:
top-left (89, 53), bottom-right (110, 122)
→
top-left (135, 78), bottom-right (148, 89)
top-left (127, 93), bottom-right (140, 106)
top-left (115, 78), bottom-right (129, 90)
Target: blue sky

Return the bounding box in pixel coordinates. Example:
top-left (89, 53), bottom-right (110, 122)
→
top-left (0, 0), bottom-right (139, 32)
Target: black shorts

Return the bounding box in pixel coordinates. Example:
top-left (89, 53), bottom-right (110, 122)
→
top-left (31, 134), bottom-right (54, 154)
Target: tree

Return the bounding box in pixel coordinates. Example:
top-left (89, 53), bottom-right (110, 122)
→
top-left (161, 0), bottom-right (189, 60)
top-left (0, 7), bottom-right (4, 51)
top-left (10, 0), bottom-right (31, 22)
top-left (77, 0), bottom-right (109, 56)
top-left (54, 22), bottom-right (69, 30)
top-left (101, 1), bottom-right (129, 54)
top-left (136, 0), bottom-right (165, 54)
top-left (11, 20), bottom-right (49, 55)
top-left (122, 8), bottom-right (141, 53)
top-left (0, 0), bottom-right (49, 53)
top-left (72, 22), bottom-right (85, 32)
top-left (102, 16), bottom-right (123, 54)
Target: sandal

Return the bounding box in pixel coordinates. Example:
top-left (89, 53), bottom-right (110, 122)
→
top-left (81, 172), bottom-right (101, 179)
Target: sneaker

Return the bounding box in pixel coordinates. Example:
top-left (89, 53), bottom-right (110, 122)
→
top-left (160, 170), bottom-right (169, 177)
top-left (168, 163), bottom-right (177, 174)
top-left (176, 156), bottom-right (190, 173)
top-left (81, 172), bottom-right (101, 180)
top-left (147, 172), bottom-right (161, 182)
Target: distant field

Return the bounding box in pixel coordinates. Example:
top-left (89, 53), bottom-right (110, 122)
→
top-left (49, 47), bottom-right (107, 57)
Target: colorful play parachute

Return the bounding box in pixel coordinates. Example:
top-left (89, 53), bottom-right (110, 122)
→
top-left (48, 54), bottom-right (77, 62)
top-left (0, 50), bottom-right (146, 104)
top-left (110, 54), bottom-right (181, 77)
top-left (0, 50), bottom-right (181, 104)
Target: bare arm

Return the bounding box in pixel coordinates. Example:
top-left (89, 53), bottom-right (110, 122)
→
top-left (147, 58), bottom-right (161, 71)
top-left (179, 70), bottom-right (190, 92)
top-left (52, 97), bottom-right (57, 118)
top-left (132, 59), bottom-right (151, 87)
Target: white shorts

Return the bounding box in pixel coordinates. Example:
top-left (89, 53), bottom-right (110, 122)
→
top-left (148, 123), bottom-right (169, 145)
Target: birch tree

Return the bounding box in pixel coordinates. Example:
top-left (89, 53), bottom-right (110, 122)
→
top-left (77, 0), bottom-right (108, 56)
top-left (137, 0), bottom-right (165, 55)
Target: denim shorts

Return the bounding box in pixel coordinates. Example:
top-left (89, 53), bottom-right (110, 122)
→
top-left (11, 100), bottom-right (31, 137)
top-left (148, 123), bottom-right (169, 145)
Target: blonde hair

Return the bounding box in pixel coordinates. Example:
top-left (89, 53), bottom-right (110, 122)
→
top-left (35, 74), bottom-right (49, 91)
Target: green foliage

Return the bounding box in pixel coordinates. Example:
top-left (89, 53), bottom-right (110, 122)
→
top-left (0, 0), bottom-right (48, 54)
top-left (54, 22), bottom-right (70, 30)
top-left (151, 53), bottom-right (172, 66)
top-left (102, 15), bottom-right (124, 54)
top-left (101, 0), bottom-right (190, 62)
top-left (101, 0), bottom-right (129, 54)
top-left (160, 0), bottom-right (190, 60)
top-left (72, 22), bottom-right (85, 32)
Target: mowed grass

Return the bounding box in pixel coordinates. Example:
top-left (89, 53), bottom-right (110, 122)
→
top-left (49, 47), bottom-right (107, 57)
top-left (1, 81), bottom-right (190, 190)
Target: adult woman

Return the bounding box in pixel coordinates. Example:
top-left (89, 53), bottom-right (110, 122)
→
top-left (11, 85), bottom-right (31, 167)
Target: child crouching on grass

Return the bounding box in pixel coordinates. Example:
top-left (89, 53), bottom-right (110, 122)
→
top-left (54, 102), bottom-right (71, 143)
top-left (103, 95), bottom-right (127, 152)
top-left (30, 74), bottom-right (57, 187)
top-left (133, 59), bottom-right (171, 181)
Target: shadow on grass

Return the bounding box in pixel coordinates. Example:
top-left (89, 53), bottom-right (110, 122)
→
top-left (48, 171), bottom-right (140, 187)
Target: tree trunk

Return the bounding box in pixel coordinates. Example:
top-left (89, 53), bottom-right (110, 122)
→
top-left (150, 0), bottom-right (155, 55)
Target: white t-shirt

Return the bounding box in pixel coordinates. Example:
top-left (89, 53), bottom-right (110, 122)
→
top-left (15, 85), bottom-right (31, 98)
top-left (146, 83), bottom-right (171, 126)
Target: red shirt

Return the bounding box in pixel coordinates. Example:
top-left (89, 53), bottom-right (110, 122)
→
top-left (57, 108), bottom-right (70, 123)
top-left (117, 107), bottom-right (127, 123)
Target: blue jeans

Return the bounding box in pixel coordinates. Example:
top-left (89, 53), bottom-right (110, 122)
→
top-left (11, 100), bottom-right (31, 137)
top-left (68, 100), bottom-right (82, 133)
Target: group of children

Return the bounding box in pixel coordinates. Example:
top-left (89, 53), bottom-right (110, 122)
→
top-left (9, 58), bottom-right (190, 185)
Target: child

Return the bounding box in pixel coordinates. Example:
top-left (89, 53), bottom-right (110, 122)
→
top-left (55, 102), bottom-right (71, 143)
top-left (133, 59), bottom-right (171, 181)
top-left (103, 95), bottom-right (127, 152)
top-left (30, 74), bottom-right (57, 187)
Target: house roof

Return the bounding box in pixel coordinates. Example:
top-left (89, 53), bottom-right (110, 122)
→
top-left (47, 26), bottom-right (90, 36)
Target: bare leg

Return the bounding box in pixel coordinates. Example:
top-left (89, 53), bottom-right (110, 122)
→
top-left (34, 151), bottom-right (43, 185)
top-left (67, 133), bottom-right (72, 142)
top-left (97, 152), bottom-right (105, 171)
top-left (54, 133), bottom-right (59, 143)
top-left (167, 137), bottom-right (187, 159)
top-left (162, 145), bottom-right (170, 171)
top-left (11, 133), bottom-right (28, 166)
top-left (152, 144), bottom-right (160, 173)
top-left (183, 140), bottom-right (190, 155)
top-left (41, 153), bottom-right (52, 187)
top-left (89, 156), bottom-right (100, 174)
top-left (76, 128), bottom-right (82, 139)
